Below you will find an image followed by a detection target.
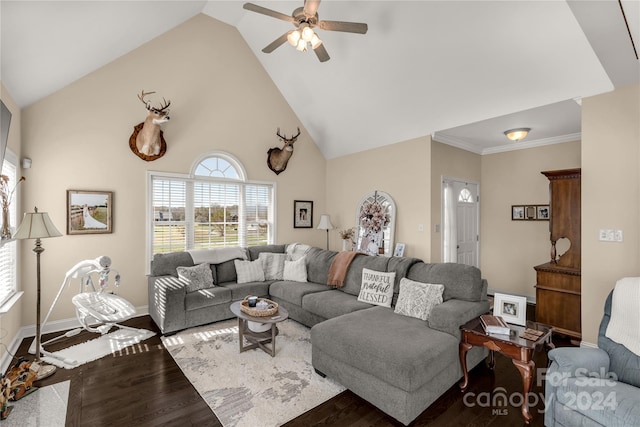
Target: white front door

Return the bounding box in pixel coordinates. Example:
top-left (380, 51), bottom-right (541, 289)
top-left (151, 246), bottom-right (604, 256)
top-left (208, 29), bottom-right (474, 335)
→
top-left (443, 179), bottom-right (479, 267)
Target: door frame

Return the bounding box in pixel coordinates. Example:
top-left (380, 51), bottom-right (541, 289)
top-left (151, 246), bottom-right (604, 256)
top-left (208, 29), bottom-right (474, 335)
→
top-left (441, 176), bottom-right (480, 267)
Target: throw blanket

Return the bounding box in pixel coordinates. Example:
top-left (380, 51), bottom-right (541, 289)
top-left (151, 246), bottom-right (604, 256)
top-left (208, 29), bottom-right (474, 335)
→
top-left (327, 251), bottom-right (360, 288)
top-left (188, 247), bottom-right (247, 265)
top-left (605, 277), bottom-right (640, 357)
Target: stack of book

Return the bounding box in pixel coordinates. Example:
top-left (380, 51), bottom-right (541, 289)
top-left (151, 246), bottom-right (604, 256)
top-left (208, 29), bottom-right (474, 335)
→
top-left (480, 314), bottom-right (511, 335)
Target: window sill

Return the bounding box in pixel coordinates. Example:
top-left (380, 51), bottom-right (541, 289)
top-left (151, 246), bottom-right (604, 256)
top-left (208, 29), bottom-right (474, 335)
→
top-left (0, 291), bottom-right (24, 314)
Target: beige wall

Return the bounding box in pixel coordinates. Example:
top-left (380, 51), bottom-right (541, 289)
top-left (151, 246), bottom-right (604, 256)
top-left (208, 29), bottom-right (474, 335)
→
top-left (326, 136), bottom-right (431, 261)
top-left (430, 141), bottom-right (482, 262)
top-left (0, 83), bottom-right (23, 362)
top-left (581, 83), bottom-right (640, 344)
top-left (481, 141), bottom-right (581, 299)
top-left (18, 14), bottom-right (327, 326)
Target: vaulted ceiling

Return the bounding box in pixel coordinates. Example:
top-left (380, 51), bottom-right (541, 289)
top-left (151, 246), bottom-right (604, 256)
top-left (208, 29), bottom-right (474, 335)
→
top-left (2, 1), bottom-right (638, 159)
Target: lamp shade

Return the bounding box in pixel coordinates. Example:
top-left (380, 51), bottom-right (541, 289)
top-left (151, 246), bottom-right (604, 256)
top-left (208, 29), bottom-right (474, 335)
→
top-left (14, 208), bottom-right (62, 240)
top-left (317, 214), bottom-right (334, 230)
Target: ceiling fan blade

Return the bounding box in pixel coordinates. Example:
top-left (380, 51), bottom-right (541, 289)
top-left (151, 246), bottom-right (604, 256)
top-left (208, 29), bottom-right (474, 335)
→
top-left (243, 3), bottom-right (295, 23)
top-left (303, 0), bottom-right (321, 17)
top-left (319, 20), bottom-right (368, 34)
top-left (313, 43), bottom-right (330, 62)
top-left (262, 31), bottom-right (291, 53)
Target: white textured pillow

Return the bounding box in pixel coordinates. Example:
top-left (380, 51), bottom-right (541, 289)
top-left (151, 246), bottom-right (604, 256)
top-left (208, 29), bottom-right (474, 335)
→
top-left (357, 268), bottom-right (395, 308)
top-left (177, 263), bottom-right (214, 293)
top-left (283, 256), bottom-right (307, 282)
top-left (259, 252), bottom-right (287, 280)
top-left (234, 259), bottom-right (265, 284)
top-left (394, 278), bottom-right (444, 321)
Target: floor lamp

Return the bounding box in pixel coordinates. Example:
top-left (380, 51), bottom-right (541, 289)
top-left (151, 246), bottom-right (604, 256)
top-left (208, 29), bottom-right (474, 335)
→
top-left (317, 214), bottom-right (334, 250)
top-left (14, 207), bottom-right (62, 381)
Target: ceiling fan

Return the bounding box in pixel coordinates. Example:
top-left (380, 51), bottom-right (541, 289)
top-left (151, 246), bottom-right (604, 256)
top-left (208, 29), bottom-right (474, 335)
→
top-left (243, 0), bottom-right (368, 62)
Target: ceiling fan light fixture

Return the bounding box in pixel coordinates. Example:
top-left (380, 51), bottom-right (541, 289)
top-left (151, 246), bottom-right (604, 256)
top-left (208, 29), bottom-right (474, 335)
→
top-left (300, 24), bottom-right (314, 42)
top-left (504, 128), bottom-right (531, 141)
top-left (287, 30), bottom-right (301, 46)
top-left (296, 39), bottom-right (307, 51)
top-left (310, 33), bottom-right (322, 49)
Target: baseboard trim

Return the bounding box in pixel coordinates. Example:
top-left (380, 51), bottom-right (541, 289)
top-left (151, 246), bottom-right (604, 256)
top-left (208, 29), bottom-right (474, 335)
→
top-left (0, 305), bottom-right (149, 374)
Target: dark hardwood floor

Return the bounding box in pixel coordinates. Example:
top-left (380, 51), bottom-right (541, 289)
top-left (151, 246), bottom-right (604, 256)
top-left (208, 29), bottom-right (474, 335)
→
top-left (7, 312), bottom-right (571, 427)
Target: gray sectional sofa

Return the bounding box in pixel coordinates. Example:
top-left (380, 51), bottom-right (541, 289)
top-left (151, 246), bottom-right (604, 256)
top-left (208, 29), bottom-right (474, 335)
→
top-left (147, 244), bottom-right (489, 425)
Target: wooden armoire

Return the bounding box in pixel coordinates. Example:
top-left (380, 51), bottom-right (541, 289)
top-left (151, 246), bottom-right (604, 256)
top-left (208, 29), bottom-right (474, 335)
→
top-left (534, 168), bottom-right (581, 339)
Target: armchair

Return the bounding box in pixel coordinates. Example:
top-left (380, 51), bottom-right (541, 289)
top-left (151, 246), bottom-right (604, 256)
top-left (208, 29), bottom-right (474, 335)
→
top-left (545, 288), bottom-right (640, 426)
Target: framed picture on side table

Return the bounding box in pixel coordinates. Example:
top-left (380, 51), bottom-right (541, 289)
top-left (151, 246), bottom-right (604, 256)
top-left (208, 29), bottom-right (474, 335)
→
top-left (393, 243), bottom-right (405, 257)
top-left (493, 292), bottom-right (527, 326)
top-left (293, 200), bottom-right (313, 228)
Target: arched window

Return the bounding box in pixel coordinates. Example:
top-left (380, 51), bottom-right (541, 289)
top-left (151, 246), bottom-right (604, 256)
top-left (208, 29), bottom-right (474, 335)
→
top-left (458, 188), bottom-right (473, 203)
top-left (148, 152), bottom-right (274, 262)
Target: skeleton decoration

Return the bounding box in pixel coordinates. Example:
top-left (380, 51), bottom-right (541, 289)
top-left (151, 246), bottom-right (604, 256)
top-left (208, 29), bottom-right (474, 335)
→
top-left (267, 127), bottom-right (301, 175)
top-left (129, 90), bottom-right (171, 161)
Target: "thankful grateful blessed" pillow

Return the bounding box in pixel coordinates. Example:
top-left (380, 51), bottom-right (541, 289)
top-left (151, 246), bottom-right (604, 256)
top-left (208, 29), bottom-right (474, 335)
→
top-left (357, 268), bottom-right (396, 308)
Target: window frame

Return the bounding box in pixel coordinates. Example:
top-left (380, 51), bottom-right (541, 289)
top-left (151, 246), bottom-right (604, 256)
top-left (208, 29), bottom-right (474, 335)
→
top-left (0, 149), bottom-right (21, 311)
top-left (146, 153), bottom-right (276, 270)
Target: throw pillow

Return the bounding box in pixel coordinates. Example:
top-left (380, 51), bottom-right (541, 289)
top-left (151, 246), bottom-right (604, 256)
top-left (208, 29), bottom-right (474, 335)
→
top-left (259, 252), bottom-right (287, 280)
top-left (394, 278), bottom-right (444, 321)
top-left (283, 256), bottom-right (307, 282)
top-left (176, 263), bottom-right (214, 293)
top-left (357, 268), bottom-right (396, 308)
top-left (234, 259), bottom-right (265, 283)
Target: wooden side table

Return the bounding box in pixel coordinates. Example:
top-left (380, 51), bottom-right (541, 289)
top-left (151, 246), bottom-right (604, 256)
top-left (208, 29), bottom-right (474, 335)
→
top-left (459, 317), bottom-right (554, 424)
top-left (230, 301), bottom-right (289, 357)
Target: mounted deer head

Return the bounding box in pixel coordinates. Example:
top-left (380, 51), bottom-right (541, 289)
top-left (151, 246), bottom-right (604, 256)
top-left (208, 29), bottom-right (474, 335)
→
top-left (267, 127), bottom-right (301, 175)
top-left (129, 90), bottom-right (171, 161)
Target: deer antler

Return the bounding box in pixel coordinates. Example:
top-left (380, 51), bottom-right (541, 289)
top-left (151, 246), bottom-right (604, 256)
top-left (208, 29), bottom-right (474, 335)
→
top-left (276, 127), bottom-right (301, 141)
top-left (138, 90), bottom-right (156, 109)
top-left (156, 98), bottom-right (171, 113)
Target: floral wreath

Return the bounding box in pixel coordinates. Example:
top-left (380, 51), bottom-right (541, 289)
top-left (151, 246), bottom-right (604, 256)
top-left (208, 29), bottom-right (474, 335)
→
top-left (359, 200), bottom-right (390, 233)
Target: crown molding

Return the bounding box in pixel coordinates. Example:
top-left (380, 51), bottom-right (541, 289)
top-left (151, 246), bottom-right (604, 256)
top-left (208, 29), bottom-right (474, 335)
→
top-left (433, 132), bottom-right (581, 155)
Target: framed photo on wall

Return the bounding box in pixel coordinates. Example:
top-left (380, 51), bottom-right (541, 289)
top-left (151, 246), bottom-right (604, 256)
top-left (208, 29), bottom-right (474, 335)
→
top-left (536, 205), bottom-right (550, 220)
top-left (67, 190), bottom-right (113, 235)
top-left (511, 206), bottom-right (525, 220)
top-left (293, 200), bottom-right (313, 228)
top-left (493, 292), bottom-right (527, 326)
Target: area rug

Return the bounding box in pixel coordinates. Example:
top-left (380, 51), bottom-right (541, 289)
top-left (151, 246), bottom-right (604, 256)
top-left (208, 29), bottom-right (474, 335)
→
top-left (5, 380), bottom-right (69, 426)
top-left (161, 319), bottom-right (345, 427)
top-left (42, 328), bottom-right (155, 369)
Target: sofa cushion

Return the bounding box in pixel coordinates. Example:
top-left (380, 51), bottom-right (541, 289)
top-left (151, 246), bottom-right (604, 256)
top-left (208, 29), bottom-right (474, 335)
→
top-left (176, 263), bottom-right (215, 293)
top-left (305, 247), bottom-right (338, 284)
top-left (221, 281), bottom-right (272, 301)
top-left (357, 268), bottom-right (395, 308)
top-left (151, 252), bottom-right (194, 277)
top-left (234, 259), bottom-right (265, 283)
top-left (216, 259), bottom-right (237, 284)
top-left (407, 263), bottom-right (482, 301)
top-left (302, 290), bottom-right (372, 319)
top-left (387, 256), bottom-right (422, 293)
top-left (259, 252), bottom-right (287, 280)
top-left (283, 256), bottom-right (307, 282)
top-left (341, 255), bottom-right (390, 296)
top-left (269, 281), bottom-right (329, 306)
top-left (247, 244), bottom-right (286, 261)
top-left (394, 278), bottom-right (443, 321)
top-left (310, 306), bottom-right (459, 392)
top-left (185, 286), bottom-right (232, 311)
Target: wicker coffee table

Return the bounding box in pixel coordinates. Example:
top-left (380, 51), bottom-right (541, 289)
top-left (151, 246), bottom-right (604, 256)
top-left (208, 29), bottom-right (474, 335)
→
top-left (229, 301), bottom-right (289, 357)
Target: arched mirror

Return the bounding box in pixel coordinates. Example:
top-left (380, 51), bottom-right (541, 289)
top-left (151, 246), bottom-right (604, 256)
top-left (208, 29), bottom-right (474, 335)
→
top-left (355, 191), bottom-right (396, 256)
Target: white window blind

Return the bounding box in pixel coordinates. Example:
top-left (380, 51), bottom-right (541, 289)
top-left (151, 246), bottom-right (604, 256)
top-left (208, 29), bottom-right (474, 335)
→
top-left (148, 154), bottom-right (274, 261)
top-left (0, 156), bottom-right (18, 307)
